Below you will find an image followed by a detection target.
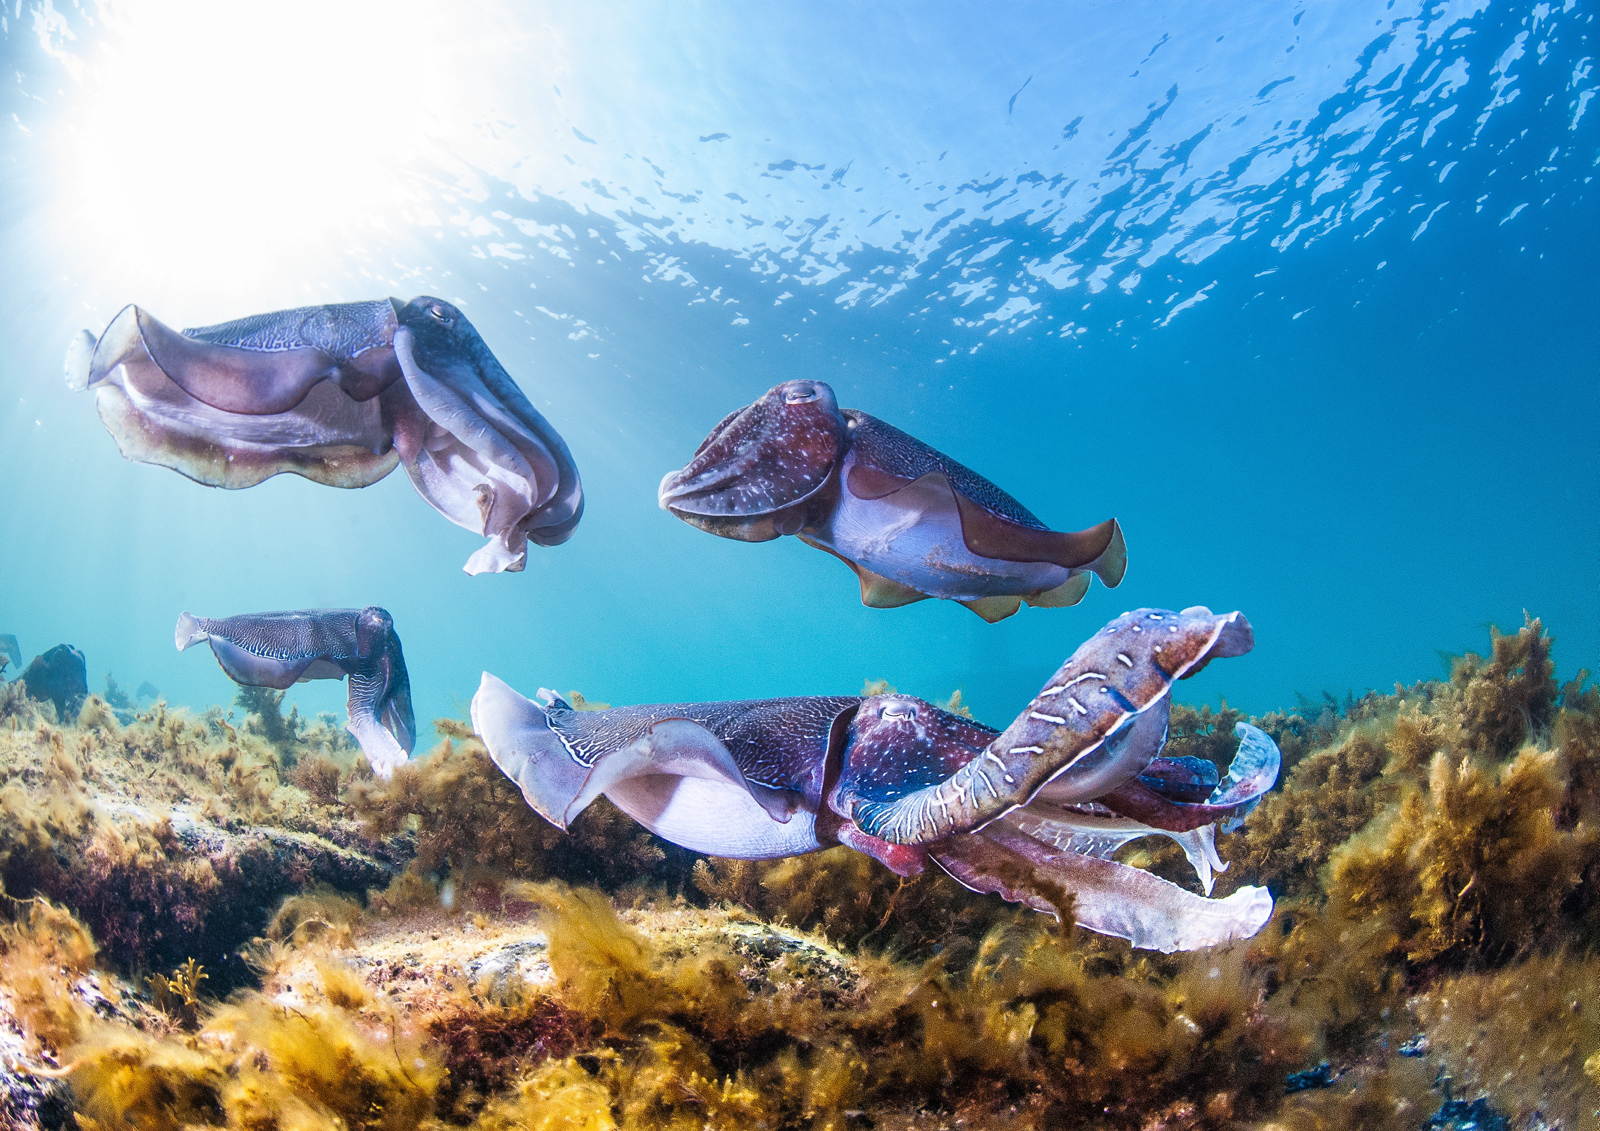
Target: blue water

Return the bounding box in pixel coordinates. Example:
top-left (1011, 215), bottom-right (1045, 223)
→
top-left (0, 1), bottom-right (1594, 737)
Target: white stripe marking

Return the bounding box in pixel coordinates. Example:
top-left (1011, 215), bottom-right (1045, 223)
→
top-left (1010, 745), bottom-right (1044, 755)
top-left (1039, 672), bottom-right (1104, 697)
top-left (1116, 653), bottom-right (1134, 668)
top-left (1067, 697), bottom-right (1089, 716)
top-left (1029, 711), bottom-right (1067, 725)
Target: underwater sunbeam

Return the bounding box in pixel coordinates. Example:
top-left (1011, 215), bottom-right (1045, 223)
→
top-left (45, 0), bottom-right (480, 310)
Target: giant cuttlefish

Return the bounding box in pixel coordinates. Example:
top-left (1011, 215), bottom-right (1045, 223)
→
top-left (176, 607), bottom-right (414, 778)
top-left (66, 298), bottom-right (583, 575)
top-left (473, 606), bottom-right (1278, 952)
top-left (659, 380), bottom-right (1125, 621)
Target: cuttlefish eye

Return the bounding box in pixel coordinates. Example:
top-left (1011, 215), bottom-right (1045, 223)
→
top-left (880, 703), bottom-right (916, 721)
top-left (783, 384), bottom-right (819, 404)
top-left (428, 303), bottom-right (455, 326)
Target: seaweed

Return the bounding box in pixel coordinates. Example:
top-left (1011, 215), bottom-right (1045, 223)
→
top-left (1410, 951), bottom-right (1600, 1131)
top-left (349, 727), bottom-right (687, 896)
top-left (1329, 746), bottom-right (1597, 971)
top-left (0, 616), bottom-right (1586, 1130)
top-left (1448, 614), bottom-right (1559, 758)
top-left (234, 684), bottom-right (301, 763)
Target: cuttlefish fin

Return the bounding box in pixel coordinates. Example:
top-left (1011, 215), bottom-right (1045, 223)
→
top-left (860, 567), bottom-right (931, 609)
top-left (960, 595), bottom-right (1023, 622)
top-left (847, 451), bottom-right (1125, 584)
top-left (799, 534), bottom-right (931, 609)
top-left (954, 497), bottom-right (1127, 585)
top-left (1024, 571), bottom-right (1092, 609)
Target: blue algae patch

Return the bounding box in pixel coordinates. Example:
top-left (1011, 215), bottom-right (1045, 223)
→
top-left (1399, 1033), bottom-right (1431, 1057)
top-left (1284, 1060), bottom-right (1337, 1093)
top-left (1423, 1097), bottom-right (1510, 1131)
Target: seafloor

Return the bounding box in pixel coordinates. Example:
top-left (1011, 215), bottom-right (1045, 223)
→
top-left (0, 617), bottom-right (1592, 1131)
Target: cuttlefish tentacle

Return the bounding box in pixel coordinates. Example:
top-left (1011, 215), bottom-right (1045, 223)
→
top-left (67, 297), bottom-right (582, 574)
top-left (659, 379), bottom-right (1123, 619)
top-left (175, 607), bottom-right (415, 778)
top-left (832, 607), bottom-right (1254, 845)
top-left (932, 822), bottom-right (1273, 953)
top-left (474, 606), bottom-right (1281, 953)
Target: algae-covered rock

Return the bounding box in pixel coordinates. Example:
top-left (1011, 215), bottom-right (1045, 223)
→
top-left (14, 645), bottom-right (87, 722)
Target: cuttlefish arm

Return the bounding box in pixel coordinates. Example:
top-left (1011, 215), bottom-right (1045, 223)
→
top-left (1005, 722), bottom-right (1282, 895)
top-left (472, 675), bottom-right (855, 859)
top-left (657, 379), bottom-right (848, 541)
top-left (1097, 721), bottom-right (1282, 833)
top-left (932, 823), bottom-right (1274, 953)
top-left (175, 606), bottom-right (415, 778)
top-left (66, 301), bottom-right (402, 489)
top-left (829, 607), bottom-right (1274, 951)
top-left (832, 607), bottom-right (1254, 844)
top-left (389, 298), bottom-right (583, 574)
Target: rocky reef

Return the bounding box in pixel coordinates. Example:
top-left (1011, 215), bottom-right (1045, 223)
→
top-left (0, 617), bottom-right (1592, 1131)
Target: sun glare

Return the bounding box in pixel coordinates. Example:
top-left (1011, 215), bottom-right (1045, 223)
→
top-left (48, 0), bottom-right (466, 315)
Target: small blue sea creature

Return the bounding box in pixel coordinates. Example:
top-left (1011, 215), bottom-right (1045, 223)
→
top-left (474, 606), bottom-right (1279, 952)
top-left (176, 608), bottom-right (415, 777)
top-left (658, 380), bottom-right (1125, 621)
top-left (66, 298), bottom-right (582, 575)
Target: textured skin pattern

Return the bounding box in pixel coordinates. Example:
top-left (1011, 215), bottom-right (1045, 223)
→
top-left (834, 696), bottom-right (999, 798)
top-left (1139, 756), bottom-right (1221, 803)
top-left (841, 608), bottom-right (1255, 844)
top-left (844, 411), bottom-right (1046, 528)
top-left (658, 380), bottom-right (846, 518)
top-left (185, 300), bottom-right (398, 360)
top-left (189, 609), bottom-right (365, 662)
top-left (542, 695), bottom-right (859, 793)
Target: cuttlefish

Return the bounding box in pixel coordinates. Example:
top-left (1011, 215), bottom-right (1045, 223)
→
top-left (473, 606), bottom-right (1278, 952)
top-left (66, 297), bottom-right (582, 575)
top-left (659, 380), bottom-right (1125, 621)
top-left (176, 607), bottom-right (414, 778)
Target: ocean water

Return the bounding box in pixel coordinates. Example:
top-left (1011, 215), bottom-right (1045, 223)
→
top-left (0, 0), bottom-right (1594, 738)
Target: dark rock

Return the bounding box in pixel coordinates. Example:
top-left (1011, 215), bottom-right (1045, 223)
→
top-left (1423, 1097), bottom-right (1510, 1131)
top-left (15, 644), bottom-right (87, 720)
top-left (48, 801), bottom-right (397, 992)
top-left (1285, 1060), bottom-right (1337, 1092)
